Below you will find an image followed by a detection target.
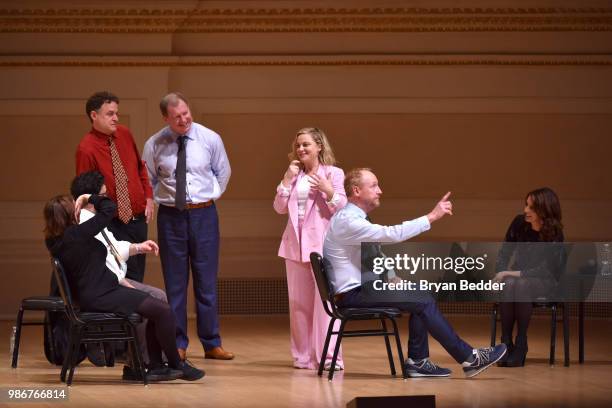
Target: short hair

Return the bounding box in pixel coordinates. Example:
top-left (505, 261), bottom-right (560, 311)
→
top-left (85, 91), bottom-right (119, 122)
top-left (160, 92), bottom-right (189, 116)
top-left (288, 127), bottom-right (336, 166)
top-left (71, 171), bottom-right (105, 200)
top-left (43, 195), bottom-right (75, 239)
top-left (344, 168), bottom-right (373, 198)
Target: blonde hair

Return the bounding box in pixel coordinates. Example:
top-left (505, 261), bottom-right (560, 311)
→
top-left (288, 127), bottom-right (336, 166)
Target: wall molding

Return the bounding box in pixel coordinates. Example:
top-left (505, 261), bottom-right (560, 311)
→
top-left (1, 55), bottom-right (612, 66)
top-left (1, 7), bottom-right (612, 33)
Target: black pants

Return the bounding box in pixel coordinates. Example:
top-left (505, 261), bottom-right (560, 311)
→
top-left (108, 216), bottom-right (147, 282)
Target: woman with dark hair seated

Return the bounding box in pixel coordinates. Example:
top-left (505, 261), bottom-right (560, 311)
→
top-left (43, 192), bottom-right (204, 382)
top-left (493, 187), bottom-right (565, 367)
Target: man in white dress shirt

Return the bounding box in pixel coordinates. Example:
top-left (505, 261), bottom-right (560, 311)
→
top-left (323, 168), bottom-right (507, 378)
top-left (143, 92), bottom-right (233, 361)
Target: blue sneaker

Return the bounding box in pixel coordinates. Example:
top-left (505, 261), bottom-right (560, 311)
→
top-left (405, 358), bottom-right (451, 378)
top-left (462, 344), bottom-right (507, 378)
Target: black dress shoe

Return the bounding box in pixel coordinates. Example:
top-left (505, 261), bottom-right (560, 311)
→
top-left (146, 367), bottom-right (183, 382)
top-left (122, 365), bottom-right (183, 382)
top-left (87, 344), bottom-right (106, 367)
top-left (122, 365), bottom-right (143, 381)
top-left (497, 337), bottom-right (514, 367)
top-left (177, 360), bottom-right (205, 381)
top-left (506, 336), bottom-right (528, 367)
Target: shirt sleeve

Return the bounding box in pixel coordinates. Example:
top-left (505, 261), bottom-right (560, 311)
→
top-left (75, 143), bottom-right (96, 175)
top-left (142, 139), bottom-right (157, 190)
top-left (70, 195), bottom-right (117, 241)
top-left (209, 131), bottom-right (231, 195)
top-left (273, 182), bottom-right (291, 215)
top-left (334, 214), bottom-right (430, 245)
top-left (129, 135), bottom-right (153, 200)
top-left (324, 167), bottom-right (347, 214)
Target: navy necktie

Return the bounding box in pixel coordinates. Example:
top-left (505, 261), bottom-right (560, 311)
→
top-left (175, 136), bottom-right (187, 211)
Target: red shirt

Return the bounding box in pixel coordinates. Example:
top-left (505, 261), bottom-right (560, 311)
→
top-left (76, 125), bottom-right (153, 216)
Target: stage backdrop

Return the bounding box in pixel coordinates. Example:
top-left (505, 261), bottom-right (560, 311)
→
top-left (0, 0), bottom-right (611, 317)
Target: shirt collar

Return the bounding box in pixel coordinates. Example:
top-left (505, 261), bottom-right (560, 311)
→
top-left (345, 202), bottom-right (367, 219)
top-left (166, 126), bottom-right (193, 142)
top-left (90, 127), bottom-right (114, 140)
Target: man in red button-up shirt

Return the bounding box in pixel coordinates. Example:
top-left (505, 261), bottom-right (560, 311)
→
top-left (76, 91), bottom-right (154, 282)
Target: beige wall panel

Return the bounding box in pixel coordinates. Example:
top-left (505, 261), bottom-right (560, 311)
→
top-left (0, 115), bottom-right (130, 201)
top-left (173, 32), bottom-right (612, 56)
top-left (201, 113), bottom-right (612, 200)
top-left (169, 66), bottom-right (612, 98)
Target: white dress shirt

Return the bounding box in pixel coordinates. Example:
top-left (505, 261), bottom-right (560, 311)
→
top-left (142, 122), bottom-right (231, 206)
top-left (323, 202), bottom-right (431, 295)
top-left (79, 208), bottom-right (130, 281)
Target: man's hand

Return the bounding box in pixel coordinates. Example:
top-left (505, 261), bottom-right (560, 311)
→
top-left (427, 192), bottom-right (453, 224)
top-left (139, 240), bottom-right (159, 256)
top-left (145, 198), bottom-right (155, 224)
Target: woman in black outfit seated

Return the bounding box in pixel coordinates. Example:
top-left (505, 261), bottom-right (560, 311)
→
top-left (493, 187), bottom-right (565, 367)
top-left (44, 192), bottom-right (204, 382)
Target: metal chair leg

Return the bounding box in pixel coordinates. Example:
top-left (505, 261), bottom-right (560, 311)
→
top-left (390, 318), bottom-right (406, 378)
top-left (327, 320), bottom-right (346, 381)
top-left (381, 319), bottom-right (395, 376)
top-left (549, 305), bottom-right (557, 366)
top-left (579, 302), bottom-right (585, 364)
top-left (562, 303), bottom-right (570, 367)
top-left (127, 322), bottom-right (148, 386)
top-left (61, 326), bottom-right (78, 383)
top-left (490, 303), bottom-right (498, 347)
top-left (11, 308), bottom-right (24, 368)
top-left (318, 318), bottom-right (335, 377)
top-left (66, 328), bottom-right (83, 386)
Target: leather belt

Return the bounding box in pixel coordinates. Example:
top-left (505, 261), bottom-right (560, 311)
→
top-left (333, 292), bottom-right (347, 303)
top-left (185, 200), bottom-right (214, 210)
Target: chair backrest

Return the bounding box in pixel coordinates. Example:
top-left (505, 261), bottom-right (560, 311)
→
top-left (51, 258), bottom-right (82, 324)
top-left (310, 252), bottom-right (333, 303)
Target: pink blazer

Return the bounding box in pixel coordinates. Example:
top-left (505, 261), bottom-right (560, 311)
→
top-left (273, 165), bottom-right (347, 263)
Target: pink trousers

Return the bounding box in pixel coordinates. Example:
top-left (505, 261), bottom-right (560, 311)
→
top-left (285, 259), bottom-right (343, 370)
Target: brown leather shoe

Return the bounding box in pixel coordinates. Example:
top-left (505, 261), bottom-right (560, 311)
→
top-left (205, 346), bottom-right (235, 360)
top-left (178, 348), bottom-right (187, 361)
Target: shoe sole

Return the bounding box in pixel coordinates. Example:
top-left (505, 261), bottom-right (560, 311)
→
top-left (182, 372), bottom-right (205, 381)
top-left (407, 372), bottom-right (451, 378)
top-left (464, 348), bottom-right (507, 378)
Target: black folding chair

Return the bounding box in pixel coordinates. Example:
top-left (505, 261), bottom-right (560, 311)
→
top-left (11, 295), bottom-right (65, 368)
top-left (51, 258), bottom-right (147, 385)
top-left (310, 252), bottom-right (406, 381)
top-left (490, 300), bottom-right (570, 366)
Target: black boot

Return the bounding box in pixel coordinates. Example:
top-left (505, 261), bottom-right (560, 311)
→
top-left (506, 336), bottom-right (528, 367)
top-left (497, 336), bottom-right (514, 367)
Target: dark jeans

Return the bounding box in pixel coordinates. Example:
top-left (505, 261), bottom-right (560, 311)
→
top-left (337, 284), bottom-right (473, 363)
top-left (108, 215), bottom-right (147, 282)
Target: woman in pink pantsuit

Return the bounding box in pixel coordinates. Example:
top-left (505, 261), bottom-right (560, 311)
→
top-left (273, 127), bottom-right (347, 370)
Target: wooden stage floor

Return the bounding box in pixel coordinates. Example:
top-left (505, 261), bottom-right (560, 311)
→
top-left (1, 315), bottom-right (611, 408)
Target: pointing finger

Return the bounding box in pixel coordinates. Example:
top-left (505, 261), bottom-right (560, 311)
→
top-left (441, 191), bottom-right (451, 201)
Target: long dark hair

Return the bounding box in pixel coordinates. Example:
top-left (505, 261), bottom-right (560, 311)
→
top-left (526, 187), bottom-right (563, 242)
top-left (43, 195), bottom-right (75, 239)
